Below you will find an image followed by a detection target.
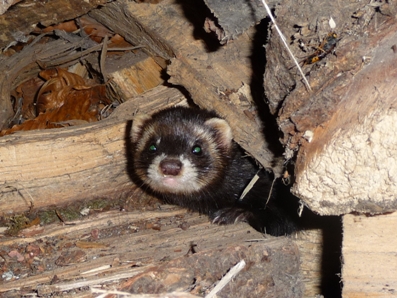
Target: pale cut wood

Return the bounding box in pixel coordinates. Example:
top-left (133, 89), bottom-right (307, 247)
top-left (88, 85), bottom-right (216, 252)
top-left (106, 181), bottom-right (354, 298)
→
top-left (110, 53), bottom-right (164, 98)
top-left (342, 212), bottom-right (397, 297)
top-left (85, 50), bottom-right (165, 99)
top-left (89, 0), bottom-right (283, 175)
top-left (291, 20), bottom-right (397, 215)
top-left (0, 86), bottom-right (187, 216)
top-left (294, 230), bottom-right (323, 297)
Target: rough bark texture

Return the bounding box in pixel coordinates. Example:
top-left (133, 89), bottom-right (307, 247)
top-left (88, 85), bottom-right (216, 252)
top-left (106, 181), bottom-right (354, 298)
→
top-left (121, 238), bottom-right (303, 297)
top-left (291, 20), bottom-right (397, 215)
top-left (202, 0), bottom-right (276, 43)
top-left (263, 1), bottom-right (397, 215)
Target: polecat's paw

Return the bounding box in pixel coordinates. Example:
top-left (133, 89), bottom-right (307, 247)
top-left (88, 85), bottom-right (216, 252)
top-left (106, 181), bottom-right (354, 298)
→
top-left (211, 208), bottom-right (252, 225)
top-left (211, 207), bottom-right (298, 236)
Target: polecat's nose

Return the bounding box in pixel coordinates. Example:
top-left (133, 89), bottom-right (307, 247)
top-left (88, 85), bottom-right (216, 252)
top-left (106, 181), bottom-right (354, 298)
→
top-left (160, 159), bottom-right (182, 176)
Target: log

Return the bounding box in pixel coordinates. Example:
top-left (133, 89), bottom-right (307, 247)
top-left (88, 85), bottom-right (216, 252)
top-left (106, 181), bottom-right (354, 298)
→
top-left (262, 1), bottom-right (397, 215)
top-left (107, 52), bottom-right (164, 98)
top-left (291, 20), bottom-right (397, 215)
top-left (88, 3), bottom-right (174, 61)
top-left (342, 212), bottom-right (397, 297)
top-left (85, 49), bottom-right (165, 99)
top-left (0, 86), bottom-right (187, 216)
top-left (260, 1), bottom-right (397, 293)
top-left (0, 207), bottom-right (303, 297)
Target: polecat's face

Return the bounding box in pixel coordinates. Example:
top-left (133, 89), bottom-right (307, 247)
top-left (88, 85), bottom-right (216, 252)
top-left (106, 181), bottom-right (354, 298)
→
top-left (131, 107), bottom-right (233, 195)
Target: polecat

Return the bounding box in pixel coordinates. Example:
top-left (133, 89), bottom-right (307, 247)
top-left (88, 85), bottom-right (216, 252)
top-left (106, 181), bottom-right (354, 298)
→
top-left (130, 106), bottom-right (299, 236)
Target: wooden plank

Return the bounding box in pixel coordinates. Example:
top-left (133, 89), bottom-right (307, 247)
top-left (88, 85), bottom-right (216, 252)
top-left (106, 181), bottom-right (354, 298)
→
top-left (0, 86), bottom-right (187, 216)
top-left (294, 230), bottom-right (323, 297)
top-left (342, 212), bottom-right (397, 297)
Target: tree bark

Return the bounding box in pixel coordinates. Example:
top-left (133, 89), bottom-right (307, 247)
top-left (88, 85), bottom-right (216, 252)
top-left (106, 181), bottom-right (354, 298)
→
top-left (263, 1), bottom-right (397, 215)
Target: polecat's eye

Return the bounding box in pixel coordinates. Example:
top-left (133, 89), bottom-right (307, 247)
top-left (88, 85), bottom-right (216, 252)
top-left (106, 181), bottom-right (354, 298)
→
top-left (192, 145), bottom-right (202, 155)
top-left (148, 144), bottom-right (157, 152)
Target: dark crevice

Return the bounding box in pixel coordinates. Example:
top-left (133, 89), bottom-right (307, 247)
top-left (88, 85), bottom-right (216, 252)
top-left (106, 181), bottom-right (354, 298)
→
top-left (174, 0), bottom-right (221, 52)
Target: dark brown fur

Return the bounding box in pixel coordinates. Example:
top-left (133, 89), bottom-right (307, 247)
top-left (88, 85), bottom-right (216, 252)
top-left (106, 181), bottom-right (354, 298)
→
top-left (130, 107), bottom-right (299, 236)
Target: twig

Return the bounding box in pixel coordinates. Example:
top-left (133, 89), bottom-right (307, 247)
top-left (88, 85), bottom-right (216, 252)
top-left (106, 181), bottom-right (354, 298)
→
top-left (266, 177), bottom-right (277, 205)
top-left (100, 35), bottom-right (109, 83)
top-left (260, 0), bottom-right (312, 91)
top-left (239, 170), bottom-right (260, 201)
top-left (205, 260), bottom-right (246, 298)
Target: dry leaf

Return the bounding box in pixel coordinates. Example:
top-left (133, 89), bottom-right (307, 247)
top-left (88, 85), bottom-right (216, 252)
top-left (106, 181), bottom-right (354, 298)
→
top-left (1, 68), bottom-right (110, 136)
top-left (79, 16), bottom-right (114, 43)
top-left (33, 20), bottom-right (78, 34)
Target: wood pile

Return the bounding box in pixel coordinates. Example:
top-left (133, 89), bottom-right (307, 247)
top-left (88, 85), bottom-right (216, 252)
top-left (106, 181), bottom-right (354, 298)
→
top-left (0, 0), bottom-right (396, 296)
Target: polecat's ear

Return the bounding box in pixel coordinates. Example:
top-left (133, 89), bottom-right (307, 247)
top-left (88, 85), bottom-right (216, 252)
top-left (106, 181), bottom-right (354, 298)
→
top-left (204, 118), bottom-right (233, 151)
top-left (131, 113), bottom-right (152, 142)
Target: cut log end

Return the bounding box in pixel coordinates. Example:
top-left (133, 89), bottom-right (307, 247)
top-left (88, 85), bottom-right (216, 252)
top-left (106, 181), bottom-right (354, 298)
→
top-left (292, 24), bottom-right (397, 216)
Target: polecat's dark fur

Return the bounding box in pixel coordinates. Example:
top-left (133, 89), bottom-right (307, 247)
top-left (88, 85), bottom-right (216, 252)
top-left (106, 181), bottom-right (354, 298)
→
top-left (131, 106), bottom-right (299, 236)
